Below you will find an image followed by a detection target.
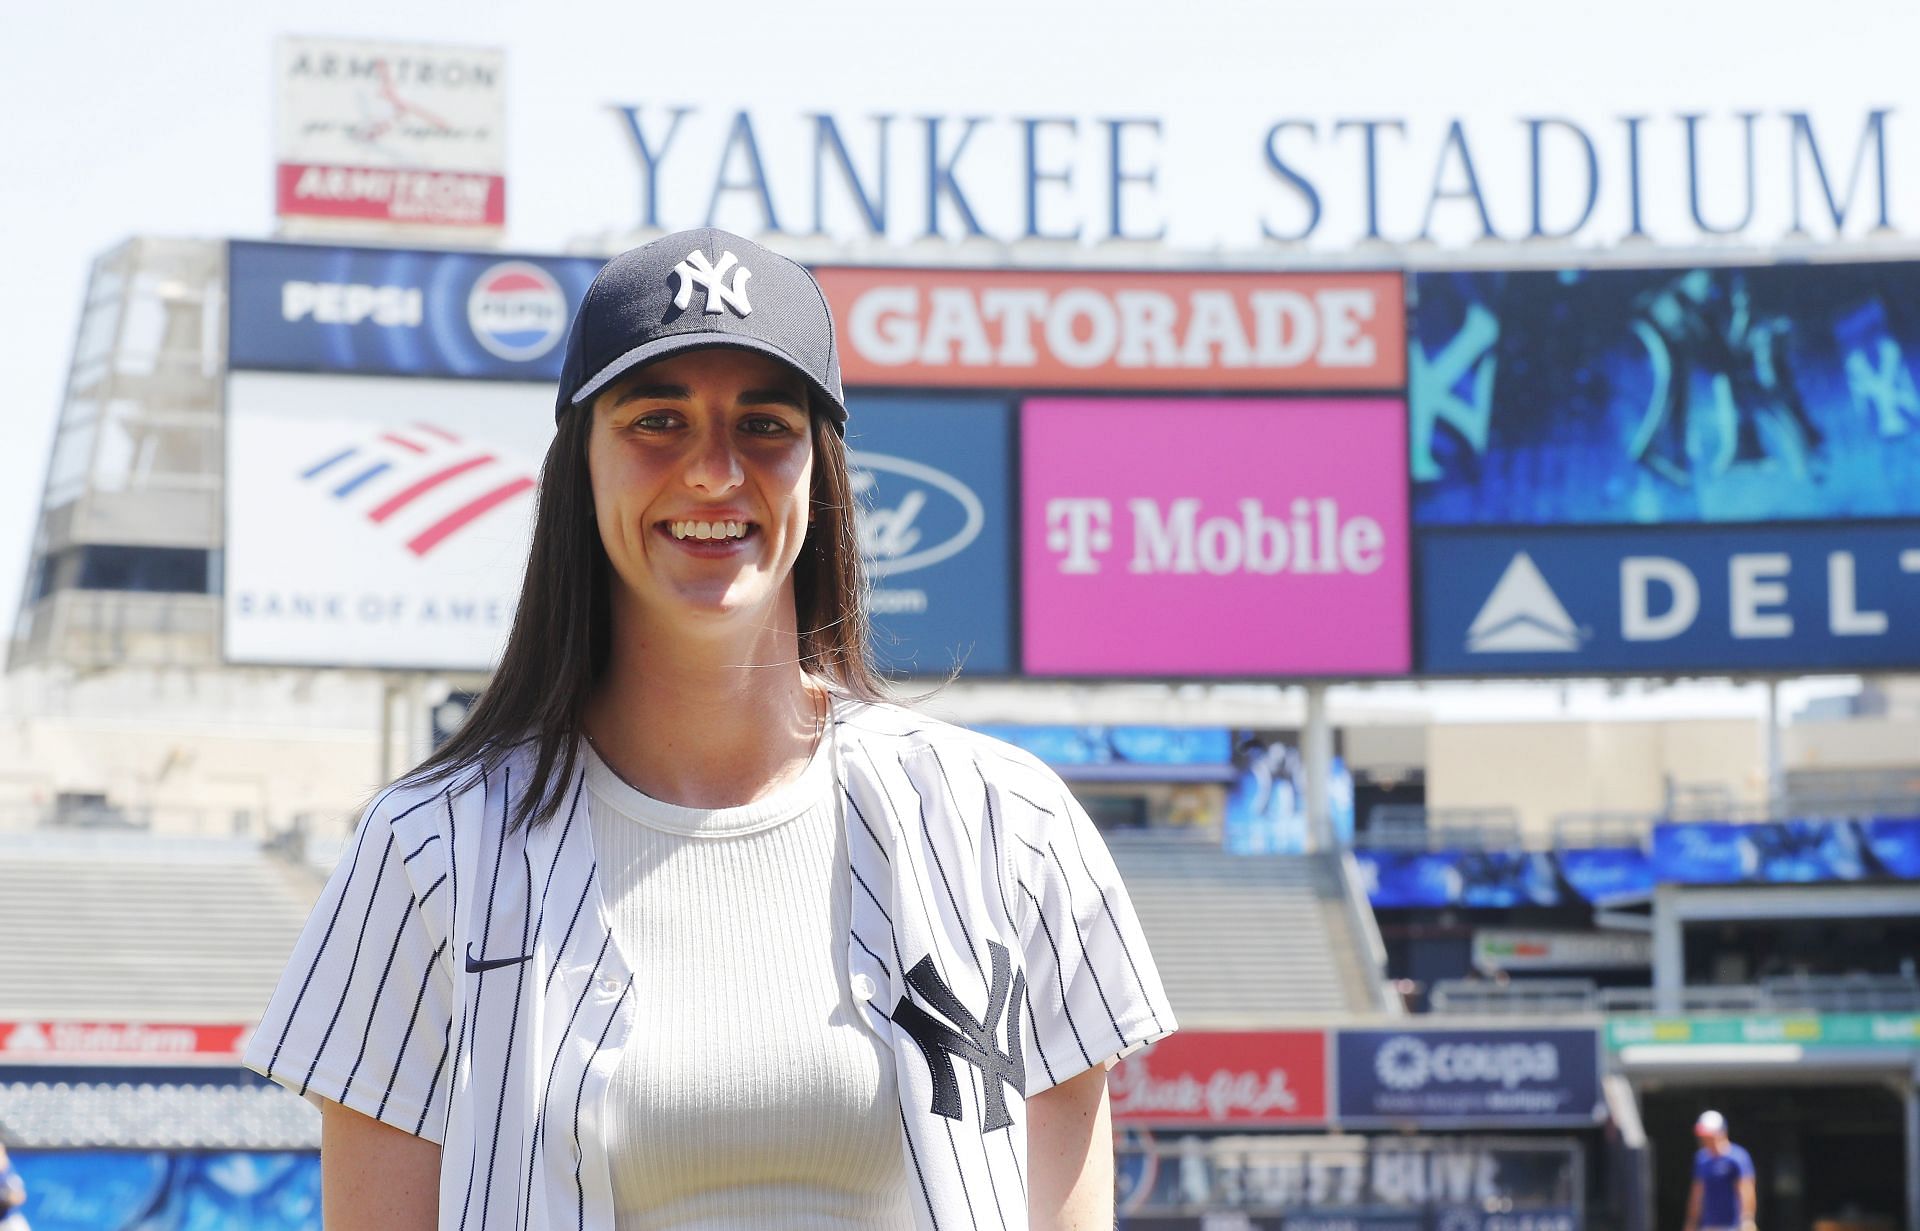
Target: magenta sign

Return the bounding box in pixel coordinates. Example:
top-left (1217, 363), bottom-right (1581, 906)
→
top-left (1021, 398), bottom-right (1409, 676)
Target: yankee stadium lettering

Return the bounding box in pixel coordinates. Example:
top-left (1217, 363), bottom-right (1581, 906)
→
top-left (893, 941), bottom-right (1027, 1133)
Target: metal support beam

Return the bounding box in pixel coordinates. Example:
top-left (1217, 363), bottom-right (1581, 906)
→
top-left (1766, 679), bottom-right (1784, 811)
top-left (377, 676), bottom-right (396, 787)
top-left (1304, 683), bottom-right (1333, 851)
top-left (1652, 882), bottom-right (1685, 1015)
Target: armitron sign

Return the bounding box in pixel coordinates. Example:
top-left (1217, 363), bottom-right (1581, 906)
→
top-left (275, 36), bottom-right (507, 229)
top-left (814, 268), bottom-right (1404, 389)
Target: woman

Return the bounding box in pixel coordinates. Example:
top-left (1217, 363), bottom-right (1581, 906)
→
top-left (246, 228), bottom-right (1175, 1230)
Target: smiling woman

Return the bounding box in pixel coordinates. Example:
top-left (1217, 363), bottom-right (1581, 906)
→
top-left (243, 227), bottom-right (1175, 1231)
top-left (587, 349), bottom-right (817, 637)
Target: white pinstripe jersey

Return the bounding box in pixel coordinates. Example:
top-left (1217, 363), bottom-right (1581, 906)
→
top-left (245, 698), bottom-right (1176, 1230)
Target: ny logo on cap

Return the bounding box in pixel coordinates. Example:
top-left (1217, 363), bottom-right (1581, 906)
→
top-left (671, 250), bottom-right (753, 317)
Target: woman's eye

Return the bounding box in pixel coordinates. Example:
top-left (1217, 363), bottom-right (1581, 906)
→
top-left (631, 412), bottom-right (677, 431)
top-left (742, 416), bottom-right (793, 436)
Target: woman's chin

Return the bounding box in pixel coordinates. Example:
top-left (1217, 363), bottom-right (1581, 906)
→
top-left (659, 583), bottom-right (776, 626)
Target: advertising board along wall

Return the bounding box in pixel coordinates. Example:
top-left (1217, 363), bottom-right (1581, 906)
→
top-left (1411, 263), bottom-right (1920, 529)
top-left (1418, 522), bottom-right (1920, 675)
top-left (844, 395), bottom-right (1017, 675)
top-left (1335, 1027), bottom-right (1605, 1129)
top-left (1108, 1030), bottom-right (1329, 1126)
top-left (1022, 397), bottom-right (1410, 677)
top-left (225, 241), bottom-right (581, 670)
top-left (816, 268), bottom-right (1404, 390)
top-left (1411, 259), bottom-right (1920, 677)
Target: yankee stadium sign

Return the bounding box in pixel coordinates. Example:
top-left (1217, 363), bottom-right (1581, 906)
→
top-left (611, 104), bottom-right (1899, 249)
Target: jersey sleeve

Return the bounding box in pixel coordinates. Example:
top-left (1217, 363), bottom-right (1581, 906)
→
top-left (244, 784), bottom-right (457, 1143)
top-left (1004, 767), bottom-right (1177, 1095)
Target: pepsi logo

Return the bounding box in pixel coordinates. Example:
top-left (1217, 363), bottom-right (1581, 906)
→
top-left (468, 261), bottom-right (567, 361)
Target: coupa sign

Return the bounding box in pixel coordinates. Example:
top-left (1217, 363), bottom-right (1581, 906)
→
top-left (1335, 1028), bottom-right (1602, 1127)
top-left (847, 397), bottom-right (1016, 675)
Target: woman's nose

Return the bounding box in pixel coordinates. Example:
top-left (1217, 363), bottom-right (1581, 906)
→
top-left (683, 423), bottom-right (744, 491)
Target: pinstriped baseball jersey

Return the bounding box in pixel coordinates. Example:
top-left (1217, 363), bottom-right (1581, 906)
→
top-left (244, 698), bottom-right (1176, 1230)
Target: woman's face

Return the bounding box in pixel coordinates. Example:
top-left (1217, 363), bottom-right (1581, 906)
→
top-left (587, 347), bottom-right (814, 633)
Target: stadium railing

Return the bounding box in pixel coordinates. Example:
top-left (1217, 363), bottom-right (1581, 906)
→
top-left (1427, 974), bottom-right (1920, 1018)
top-left (1428, 978), bottom-right (1602, 1016)
top-left (1359, 804), bottom-right (1523, 850)
top-left (1598, 973), bottom-right (1920, 1015)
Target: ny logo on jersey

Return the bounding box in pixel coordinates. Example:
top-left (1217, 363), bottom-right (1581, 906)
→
top-left (894, 940), bottom-right (1027, 1133)
top-left (671, 250), bottom-right (753, 316)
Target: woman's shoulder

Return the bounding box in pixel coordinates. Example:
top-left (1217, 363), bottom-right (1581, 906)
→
top-left (371, 739), bottom-right (536, 830)
top-left (834, 697), bottom-right (1065, 796)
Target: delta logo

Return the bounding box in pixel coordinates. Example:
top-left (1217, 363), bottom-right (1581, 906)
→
top-left (467, 261), bottom-right (568, 361)
top-left (299, 421), bottom-right (535, 558)
top-left (1466, 552), bottom-right (1590, 653)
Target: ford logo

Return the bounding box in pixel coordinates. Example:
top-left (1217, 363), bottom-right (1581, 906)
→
top-left (848, 451), bottom-right (984, 579)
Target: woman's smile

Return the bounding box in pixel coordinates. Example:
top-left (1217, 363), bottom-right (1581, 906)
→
top-left (657, 514), bottom-right (759, 557)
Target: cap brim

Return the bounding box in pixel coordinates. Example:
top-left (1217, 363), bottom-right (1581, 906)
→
top-left (569, 332), bottom-right (847, 427)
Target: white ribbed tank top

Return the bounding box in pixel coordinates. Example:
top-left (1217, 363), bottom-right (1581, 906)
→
top-left (582, 732), bottom-right (913, 1230)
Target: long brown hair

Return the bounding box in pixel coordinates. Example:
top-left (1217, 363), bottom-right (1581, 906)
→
top-left (401, 391), bottom-right (887, 830)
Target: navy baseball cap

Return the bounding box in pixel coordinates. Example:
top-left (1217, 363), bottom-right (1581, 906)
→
top-left (555, 228), bottom-right (848, 432)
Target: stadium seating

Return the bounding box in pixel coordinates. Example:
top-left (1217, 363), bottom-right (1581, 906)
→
top-left (0, 1079), bottom-right (316, 1150)
top-left (1103, 829), bottom-right (1395, 1021)
top-left (0, 832), bottom-right (319, 1020)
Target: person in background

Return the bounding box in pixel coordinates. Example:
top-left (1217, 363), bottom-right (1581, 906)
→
top-left (0, 1143), bottom-right (29, 1231)
top-left (1684, 1110), bottom-right (1757, 1231)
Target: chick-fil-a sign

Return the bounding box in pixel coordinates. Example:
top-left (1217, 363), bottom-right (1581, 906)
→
top-left (1109, 1030), bottom-right (1329, 1126)
top-left (1021, 397), bottom-right (1409, 676)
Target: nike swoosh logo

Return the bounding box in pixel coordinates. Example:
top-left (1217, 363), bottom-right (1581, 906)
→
top-left (464, 942), bottom-right (533, 974)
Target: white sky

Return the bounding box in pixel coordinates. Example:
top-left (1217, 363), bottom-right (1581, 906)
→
top-left (3, 0), bottom-right (1915, 710)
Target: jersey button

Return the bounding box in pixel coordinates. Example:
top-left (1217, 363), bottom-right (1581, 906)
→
top-left (851, 973), bottom-right (878, 1002)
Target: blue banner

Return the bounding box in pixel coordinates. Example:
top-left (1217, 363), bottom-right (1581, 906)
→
top-left (1355, 850), bottom-right (1561, 909)
top-left (1556, 847), bottom-right (1654, 902)
top-left (1223, 733), bottom-right (1355, 855)
top-left (1868, 816), bottom-right (1920, 877)
top-left (1654, 816), bottom-right (1920, 884)
top-left (229, 241), bottom-right (603, 380)
top-left (847, 397), bottom-right (1016, 675)
top-left (11, 1150), bottom-right (318, 1231)
top-left (1335, 1028), bottom-right (1602, 1127)
top-left (1121, 1213), bottom-right (1574, 1229)
top-left (970, 724), bottom-right (1234, 771)
top-left (1417, 523), bottom-right (1920, 674)
top-left (1412, 264), bottom-right (1920, 527)
top-left (1124, 1209), bottom-right (1578, 1231)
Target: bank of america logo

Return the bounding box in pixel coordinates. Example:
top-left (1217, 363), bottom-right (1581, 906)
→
top-left (299, 422), bottom-right (534, 557)
top-left (1467, 552), bottom-right (1587, 653)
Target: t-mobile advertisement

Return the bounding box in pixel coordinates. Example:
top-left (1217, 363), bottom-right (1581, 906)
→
top-left (1021, 398), bottom-right (1409, 676)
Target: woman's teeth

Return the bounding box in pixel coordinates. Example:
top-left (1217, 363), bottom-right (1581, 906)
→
top-left (670, 520), bottom-right (748, 541)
